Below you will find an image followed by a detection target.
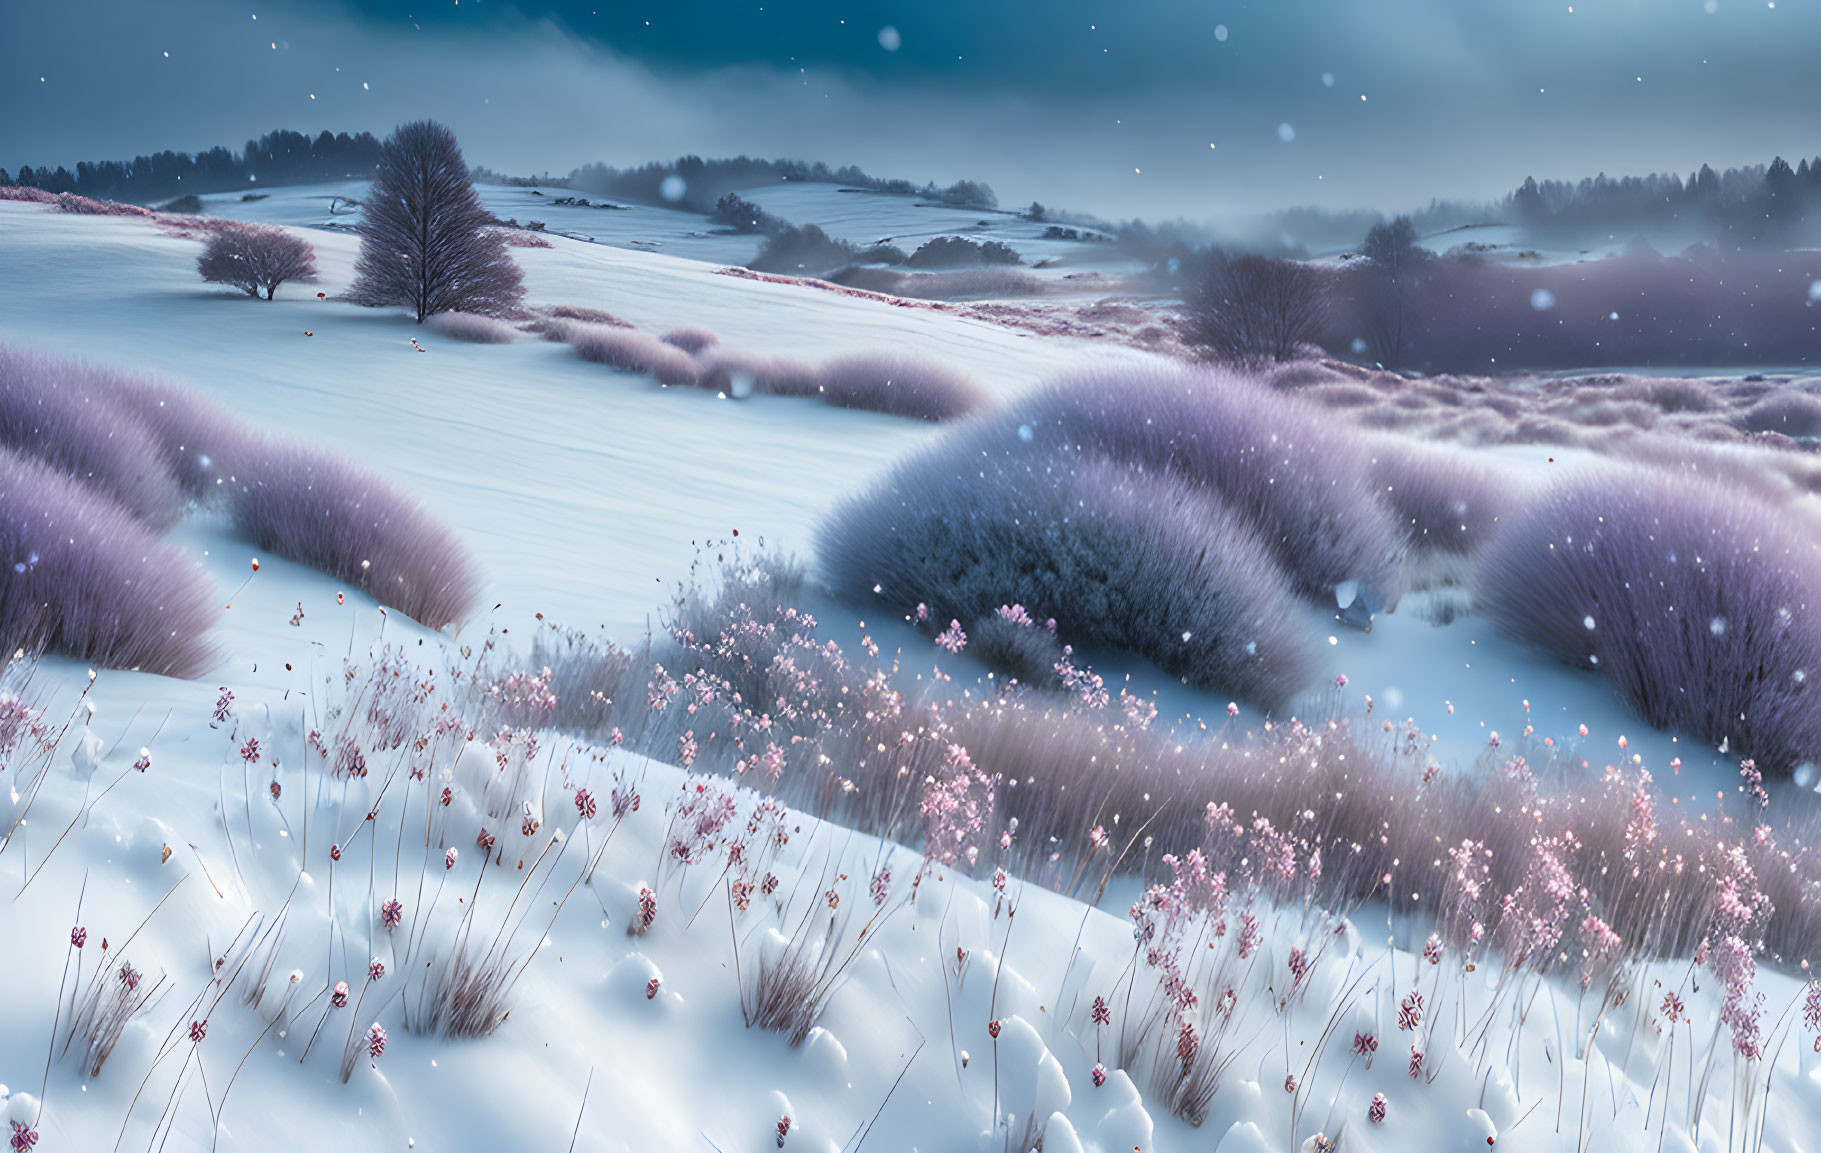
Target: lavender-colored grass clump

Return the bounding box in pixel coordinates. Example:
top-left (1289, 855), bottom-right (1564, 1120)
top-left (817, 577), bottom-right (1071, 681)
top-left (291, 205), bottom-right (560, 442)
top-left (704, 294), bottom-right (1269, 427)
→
top-left (1006, 367), bottom-right (1407, 614)
top-left (424, 311), bottom-right (519, 344)
top-left (547, 304), bottom-right (634, 327)
top-left (528, 623), bottom-right (634, 740)
top-left (224, 439), bottom-right (480, 629)
top-left (0, 346), bottom-right (187, 528)
top-left (819, 449), bottom-right (1316, 709)
top-left (660, 327), bottom-right (719, 355)
top-left (967, 612), bottom-right (1066, 690)
top-left (563, 323), bottom-right (700, 387)
top-left (0, 448), bottom-right (217, 676)
top-left (1476, 466), bottom-right (1821, 771)
top-left (1367, 439), bottom-right (1521, 556)
top-left (817, 352), bottom-right (988, 421)
top-left (694, 348), bottom-right (821, 399)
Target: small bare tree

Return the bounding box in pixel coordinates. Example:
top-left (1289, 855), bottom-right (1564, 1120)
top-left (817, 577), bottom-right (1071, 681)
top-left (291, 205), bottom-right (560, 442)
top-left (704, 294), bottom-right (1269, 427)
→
top-left (197, 223), bottom-right (317, 300)
top-left (348, 120), bottom-right (524, 322)
top-left (1179, 249), bottom-right (1329, 364)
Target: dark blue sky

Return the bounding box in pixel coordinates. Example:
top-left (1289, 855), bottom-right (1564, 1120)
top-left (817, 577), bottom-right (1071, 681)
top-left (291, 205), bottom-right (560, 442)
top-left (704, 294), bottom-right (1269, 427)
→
top-left (3, 0), bottom-right (1817, 220)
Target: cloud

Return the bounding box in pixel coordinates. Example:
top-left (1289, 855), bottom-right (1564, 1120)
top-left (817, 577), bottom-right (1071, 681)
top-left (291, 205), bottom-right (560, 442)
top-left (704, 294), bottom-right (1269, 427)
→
top-left (3, 0), bottom-right (1817, 222)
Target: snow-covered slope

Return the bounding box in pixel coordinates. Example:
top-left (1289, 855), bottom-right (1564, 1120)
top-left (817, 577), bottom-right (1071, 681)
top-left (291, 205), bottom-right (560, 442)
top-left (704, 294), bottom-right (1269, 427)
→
top-left (0, 197), bottom-right (1816, 1153)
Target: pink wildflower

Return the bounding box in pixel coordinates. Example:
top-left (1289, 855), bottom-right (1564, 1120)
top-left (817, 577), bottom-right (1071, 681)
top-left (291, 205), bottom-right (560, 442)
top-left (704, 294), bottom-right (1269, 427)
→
top-left (935, 620), bottom-right (967, 654)
top-left (1398, 990), bottom-right (1424, 1031)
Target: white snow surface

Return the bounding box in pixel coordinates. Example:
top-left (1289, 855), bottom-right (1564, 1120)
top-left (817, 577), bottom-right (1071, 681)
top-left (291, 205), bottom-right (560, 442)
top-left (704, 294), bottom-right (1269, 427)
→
top-left (0, 194), bottom-right (1815, 1153)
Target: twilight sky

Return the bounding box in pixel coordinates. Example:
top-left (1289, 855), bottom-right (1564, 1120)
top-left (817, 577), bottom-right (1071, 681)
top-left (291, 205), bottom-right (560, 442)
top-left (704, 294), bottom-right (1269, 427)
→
top-left (2, 0), bottom-right (1817, 221)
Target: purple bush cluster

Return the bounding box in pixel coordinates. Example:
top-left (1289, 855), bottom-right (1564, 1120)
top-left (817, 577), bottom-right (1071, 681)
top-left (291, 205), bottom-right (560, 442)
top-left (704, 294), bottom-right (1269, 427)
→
top-left (0, 343), bottom-right (481, 643)
top-left (1008, 367), bottom-right (1407, 614)
top-left (1366, 439), bottom-right (1521, 557)
top-left (225, 439), bottom-right (480, 629)
top-left (542, 318), bottom-right (989, 421)
top-left (1476, 466), bottom-right (1821, 771)
top-left (423, 311), bottom-right (520, 344)
top-left (0, 346), bottom-right (188, 528)
top-left (659, 327), bottom-right (719, 355)
top-left (816, 351), bottom-right (988, 421)
top-left (563, 554), bottom-right (1821, 970)
top-left (560, 322), bottom-right (701, 386)
top-left (0, 447), bottom-right (217, 675)
top-left (818, 440), bottom-right (1317, 709)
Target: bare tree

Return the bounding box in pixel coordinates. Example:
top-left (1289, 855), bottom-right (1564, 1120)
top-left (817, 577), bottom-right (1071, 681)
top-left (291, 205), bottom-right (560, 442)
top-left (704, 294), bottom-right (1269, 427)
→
top-left (1351, 216), bottom-right (1428, 368)
top-left (348, 121), bottom-right (524, 322)
top-left (1179, 249), bottom-right (1329, 364)
top-left (197, 223), bottom-right (317, 300)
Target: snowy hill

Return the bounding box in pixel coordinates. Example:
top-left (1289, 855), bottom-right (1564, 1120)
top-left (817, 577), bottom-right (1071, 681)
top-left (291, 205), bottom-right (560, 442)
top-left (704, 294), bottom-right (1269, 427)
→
top-left (0, 194), bottom-right (1818, 1153)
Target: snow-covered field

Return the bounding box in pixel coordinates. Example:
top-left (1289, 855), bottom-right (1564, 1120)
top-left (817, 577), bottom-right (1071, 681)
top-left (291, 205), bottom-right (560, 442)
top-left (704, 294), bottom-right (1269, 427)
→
top-left (0, 193), bottom-right (1817, 1153)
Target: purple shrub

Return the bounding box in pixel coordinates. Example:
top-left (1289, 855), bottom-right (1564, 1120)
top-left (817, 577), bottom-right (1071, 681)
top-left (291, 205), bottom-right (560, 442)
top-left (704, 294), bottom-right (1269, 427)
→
top-left (967, 610), bottom-right (1067, 690)
top-left (224, 438), bottom-right (480, 628)
top-left (526, 623), bottom-right (635, 741)
top-left (547, 305), bottom-right (634, 327)
top-left (1366, 440), bottom-right (1522, 557)
top-left (609, 553), bottom-right (1821, 962)
top-left (54, 193), bottom-right (156, 218)
top-left (0, 345), bottom-right (187, 528)
top-left (660, 327), bottom-right (719, 355)
top-left (0, 447), bottom-right (217, 676)
top-left (1476, 466), bottom-right (1821, 771)
top-left (562, 323), bottom-right (700, 387)
top-left (817, 447), bottom-right (1317, 710)
top-left (196, 223), bottom-right (317, 300)
top-left (423, 311), bottom-right (519, 344)
top-left (694, 348), bottom-right (821, 398)
top-left (0, 186), bottom-right (58, 205)
top-left (100, 371), bottom-right (244, 502)
top-left (816, 352), bottom-right (989, 421)
top-left (1004, 366), bottom-right (1407, 616)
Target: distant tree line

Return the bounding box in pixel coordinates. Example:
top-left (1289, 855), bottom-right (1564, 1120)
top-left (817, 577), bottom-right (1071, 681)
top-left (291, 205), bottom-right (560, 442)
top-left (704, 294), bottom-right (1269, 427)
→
top-left (1228, 153), bottom-right (1821, 255)
top-left (1505, 156), bottom-right (1821, 245)
top-left (1, 130), bottom-right (383, 205)
top-left (530, 155), bottom-right (997, 214)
